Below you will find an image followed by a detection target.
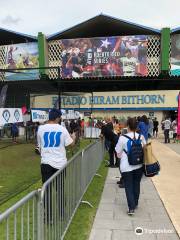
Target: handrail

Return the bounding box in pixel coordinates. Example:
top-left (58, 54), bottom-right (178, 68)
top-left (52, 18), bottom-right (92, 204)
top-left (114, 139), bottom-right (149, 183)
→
top-left (40, 140), bottom-right (96, 200)
top-left (0, 190), bottom-right (38, 221)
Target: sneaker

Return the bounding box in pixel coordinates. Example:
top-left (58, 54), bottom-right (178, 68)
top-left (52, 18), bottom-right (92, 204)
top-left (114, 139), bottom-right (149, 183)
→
top-left (105, 164), bottom-right (112, 167)
top-left (110, 165), bottom-right (117, 168)
top-left (106, 164), bottom-right (115, 168)
top-left (35, 147), bottom-right (40, 155)
top-left (127, 209), bottom-right (135, 216)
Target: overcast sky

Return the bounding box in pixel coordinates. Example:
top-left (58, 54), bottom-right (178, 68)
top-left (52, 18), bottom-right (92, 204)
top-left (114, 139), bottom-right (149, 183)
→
top-left (0, 0), bottom-right (180, 36)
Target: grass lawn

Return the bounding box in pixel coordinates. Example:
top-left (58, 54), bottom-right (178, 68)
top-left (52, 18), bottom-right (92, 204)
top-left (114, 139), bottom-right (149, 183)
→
top-left (0, 139), bottom-right (106, 240)
top-left (0, 138), bottom-right (92, 207)
top-left (64, 154), bottom-right (108, 240)
top-left (0, 142), bottom-right (40, 205)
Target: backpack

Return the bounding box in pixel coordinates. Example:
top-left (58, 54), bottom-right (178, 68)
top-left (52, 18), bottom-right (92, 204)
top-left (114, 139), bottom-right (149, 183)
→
top-left (123, 134), bottom-right (144, 165)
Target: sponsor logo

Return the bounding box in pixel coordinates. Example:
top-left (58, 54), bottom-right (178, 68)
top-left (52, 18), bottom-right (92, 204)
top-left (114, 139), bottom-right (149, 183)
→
top-left (43, 132), bottom-right (62, 148)
top-left (33, 112), bottom-right (48, 120)
top-left (2, 110), bottom-right (10, 122)
top-left (14, 109), bottom-right (20, 121)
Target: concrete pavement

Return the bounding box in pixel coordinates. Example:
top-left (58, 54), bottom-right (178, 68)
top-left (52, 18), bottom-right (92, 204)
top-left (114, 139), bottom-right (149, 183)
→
top-left (89, 140), bottom-right (180, 240)
top-left (152, 140), bottom-right (180, 238)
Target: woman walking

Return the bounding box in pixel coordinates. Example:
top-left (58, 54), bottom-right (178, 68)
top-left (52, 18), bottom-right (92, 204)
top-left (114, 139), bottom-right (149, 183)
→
top-left (115, 117), bottom-right (146, 215)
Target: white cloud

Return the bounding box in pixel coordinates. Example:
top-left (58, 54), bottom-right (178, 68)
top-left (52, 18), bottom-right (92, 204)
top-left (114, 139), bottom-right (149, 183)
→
top-left (0, 0), bottom-right (180, 35)
top-left (1, 15), bottom-right (21, 25)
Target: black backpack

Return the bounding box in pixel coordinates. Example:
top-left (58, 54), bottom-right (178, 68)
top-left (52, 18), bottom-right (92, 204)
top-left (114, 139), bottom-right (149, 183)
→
top-left (123, 134), bottom-right (144, 166)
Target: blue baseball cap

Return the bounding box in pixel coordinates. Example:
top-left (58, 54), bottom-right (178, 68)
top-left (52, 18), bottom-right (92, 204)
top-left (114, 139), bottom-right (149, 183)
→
top-left (49, 109), bottom-right (62, 120)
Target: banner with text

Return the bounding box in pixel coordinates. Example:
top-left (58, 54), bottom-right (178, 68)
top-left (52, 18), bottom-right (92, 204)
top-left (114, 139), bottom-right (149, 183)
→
top-left (31, 109), bottom-right (80, 121)
top-left (31, 110), bottom-right (49, 123)
top-left (33, 91), bottom-right (180, 109)
top-left (60, 35), bottom-right (148, 78)
top-left (0, 108), bottom-right (23, 125)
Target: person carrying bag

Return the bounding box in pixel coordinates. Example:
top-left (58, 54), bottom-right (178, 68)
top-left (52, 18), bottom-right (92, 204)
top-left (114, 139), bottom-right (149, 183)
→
top-left (143, 141), bottom-right (160, 177)
top-left (115, 117), bottom-right (146, 216)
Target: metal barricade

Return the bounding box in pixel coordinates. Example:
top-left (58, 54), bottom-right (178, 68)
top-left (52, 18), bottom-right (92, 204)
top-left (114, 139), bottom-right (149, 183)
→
top-left (0, 190), bottom-right (39, 240)
top-left (0, 140), bottom-right (105, 240)
top-left (40, 140), bottom-right (104, 240)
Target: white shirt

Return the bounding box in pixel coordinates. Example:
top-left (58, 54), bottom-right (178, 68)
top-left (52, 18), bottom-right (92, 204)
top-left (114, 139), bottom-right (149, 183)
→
top-left (120, 57), bottom-right (138, 75)
top-left (163, 119), bottom-right (171, 130)
top-left (37, 123), bottom-right (73, 169)
top-left (172, 120), bottom-right (177, 133)
top-left (115, 132), bottom-right (146, 173)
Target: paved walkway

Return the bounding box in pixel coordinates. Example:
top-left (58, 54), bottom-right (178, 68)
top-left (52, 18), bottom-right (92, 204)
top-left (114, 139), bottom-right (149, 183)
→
top-left (152, 140), bottom-right (180, 238)
top-left (89, 140), bottom-right (180, 240)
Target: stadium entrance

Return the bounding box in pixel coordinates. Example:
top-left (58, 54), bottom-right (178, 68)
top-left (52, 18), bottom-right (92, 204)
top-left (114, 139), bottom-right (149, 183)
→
top-left (31, 90), bottom-right (179, 124)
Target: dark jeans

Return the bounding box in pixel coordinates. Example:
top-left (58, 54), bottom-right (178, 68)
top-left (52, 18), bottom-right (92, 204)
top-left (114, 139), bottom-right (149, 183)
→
top-left (105, 138), bottom-right (110, 151)
top-left (41, 164), bottom-right (58, 183)
top-left (153, 128), bottom-right (158, 137)
top-left (164, 129), bottom-right (170, 143)
top-left (109, 143), bottom-right (118, 166)
top-left (41, 164), bottom-right (65, 221)
top-left (118, 159), bottom-right (124, 184)
top-left (122, 167), bottom-right (143, 210)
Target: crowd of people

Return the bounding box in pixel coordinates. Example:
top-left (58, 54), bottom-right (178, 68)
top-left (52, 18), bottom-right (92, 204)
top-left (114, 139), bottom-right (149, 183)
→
top-left (95, 114), bottom-right (178, 215)
top-left (0, 114), bottom-right (178, 146)
top-left (95, 115), bottom-right (178, 169)
top-left (161, 117), bottom-right (178, 143)
top-left (1, 111), bottom-right (178, 217)
top-left (0, 105), bottom-right (178, 222)
top-left (0, 118), bottom-right (86, 144)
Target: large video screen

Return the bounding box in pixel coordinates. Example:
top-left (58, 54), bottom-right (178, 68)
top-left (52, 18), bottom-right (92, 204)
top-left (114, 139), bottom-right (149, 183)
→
top-left (4, 42), bottom-right (39, 81)
top-left (60, 36), bottom-right (148, 78)
top-left (171, 34), bottom-right (180, 76)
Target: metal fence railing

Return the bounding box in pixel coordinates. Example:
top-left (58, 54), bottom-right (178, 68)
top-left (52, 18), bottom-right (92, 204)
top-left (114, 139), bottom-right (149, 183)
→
top-left (0, 190), bottom-right (40, 240)
top-left (0, 140), bottom-right (105, 240)
top-left (40, 140), bottom-right (104, 240)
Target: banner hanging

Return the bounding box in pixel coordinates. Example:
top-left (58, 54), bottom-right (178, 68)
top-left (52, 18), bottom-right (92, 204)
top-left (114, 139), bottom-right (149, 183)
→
top-left (0, 108), bottom-right (23, 125)
top-left (170, 35), bottom-right (180, 76)
top-left (60, 35), bottom-right (148, 78)
top-left (4, 42), bottom-right (39, 81)
top-left (0, 85), bottom-right (8, 107)
top-left (31, 110), bottom-right (49, 123)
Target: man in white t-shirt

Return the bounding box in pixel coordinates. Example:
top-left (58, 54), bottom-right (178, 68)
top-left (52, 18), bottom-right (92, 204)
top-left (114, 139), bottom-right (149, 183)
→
top-left (37, 108), bottom-right (74, 183)
top-left (162, 117), bottom-right (171, 144)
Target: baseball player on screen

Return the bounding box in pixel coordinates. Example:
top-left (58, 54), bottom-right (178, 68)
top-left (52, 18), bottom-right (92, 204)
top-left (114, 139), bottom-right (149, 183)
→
top-left (120, 49), bottom-right (139, 76)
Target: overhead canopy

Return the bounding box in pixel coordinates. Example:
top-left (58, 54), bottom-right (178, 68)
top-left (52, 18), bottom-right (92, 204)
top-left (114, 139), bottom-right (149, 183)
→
top-left (2, 76), bottom-right (180, 94)
top-left (48, 13), bottom-right (160, 40)
top-left (0, 27), bottom-right (37, 45)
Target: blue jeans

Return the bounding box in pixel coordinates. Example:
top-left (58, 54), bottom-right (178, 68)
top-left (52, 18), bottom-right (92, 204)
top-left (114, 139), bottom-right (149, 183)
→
top-left (122, 167), bottom-right (143, 210)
